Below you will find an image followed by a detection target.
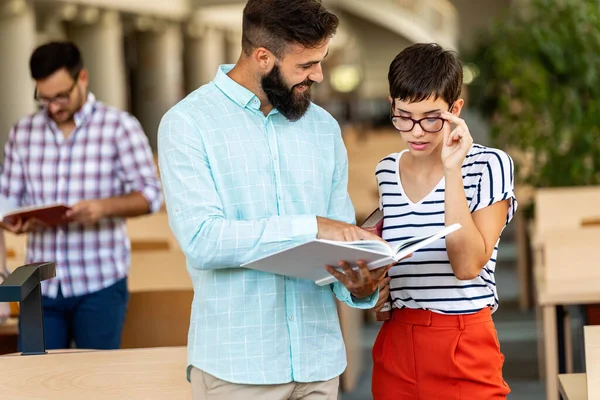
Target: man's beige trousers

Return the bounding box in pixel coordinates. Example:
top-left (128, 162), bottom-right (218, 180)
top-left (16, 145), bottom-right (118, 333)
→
top-left (191, 367), bottom-right (340, 400)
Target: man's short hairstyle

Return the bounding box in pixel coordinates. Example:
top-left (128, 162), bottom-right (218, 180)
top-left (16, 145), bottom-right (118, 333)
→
top-left (388, 43), bottom-right (463, 105)
top-left (242, 0), bottom-right (339, 58)
top-left (30, 41), bottom-right (83, 80)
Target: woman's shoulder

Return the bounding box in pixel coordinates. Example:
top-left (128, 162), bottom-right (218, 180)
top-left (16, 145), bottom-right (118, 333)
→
top-left (464, 144), bottom-right (514, 171)
top-left (376, 151), bottom-right (404, 170)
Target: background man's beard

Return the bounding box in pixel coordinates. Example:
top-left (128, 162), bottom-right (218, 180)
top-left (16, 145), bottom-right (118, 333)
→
top-left (261, 65), bottom-right (313, 122)
top-left (51, 109), bottom-right (75, 123)
top-left (50, 86), bottom-right (84, 124)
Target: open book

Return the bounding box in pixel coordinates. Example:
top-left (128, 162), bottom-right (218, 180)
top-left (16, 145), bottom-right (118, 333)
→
top-left (241, 223), bottom-right (462, 286)
top-left (0, 197), bottom-right (70, 227)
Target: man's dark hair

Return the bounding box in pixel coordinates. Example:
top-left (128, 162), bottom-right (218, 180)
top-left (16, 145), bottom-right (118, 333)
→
top-left (242, 0), bottom-right (339, 58)
top-left (29, 41), bottom-right (83, 80)
top-left (388, 43), bottom-right (463, 105)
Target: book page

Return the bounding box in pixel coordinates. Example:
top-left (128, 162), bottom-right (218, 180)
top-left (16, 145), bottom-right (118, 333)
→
top-left (392, 223), bottom-right (462, 258)
top-left (316, 239), bottom-right (393, 256)
top-left (0, 196), bottom-right (18, 219)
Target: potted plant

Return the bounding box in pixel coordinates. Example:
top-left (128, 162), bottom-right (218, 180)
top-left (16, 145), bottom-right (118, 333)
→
top-left (468, 0), bottom-right (600, 207)
top-left (467, 0), bottom-right (600, 310)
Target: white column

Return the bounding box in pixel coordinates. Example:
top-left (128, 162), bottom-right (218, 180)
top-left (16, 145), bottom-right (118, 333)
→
top-left (0, 0), bottom-right (37, 152)
top-left (67, 10), bottom-right (128, 110)
top-left (134, 22), bottom-right (184, 151)
top-left (184, 25), bottom-right (226, 94)
top-left (226, 30), bottom-right (242, 65)
top-left (39, 20), bottom-right (66, 45)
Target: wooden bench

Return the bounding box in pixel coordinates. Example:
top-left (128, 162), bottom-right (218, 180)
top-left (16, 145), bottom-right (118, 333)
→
top-left (534, 227), bottom-right (600, 400)
top-left (558, 373), bottom-right (587, 400)
top-left (585, 325), bottom-right (600, 398)
top-left (531, 186), bottom-right (600, 400)
top-left (122, 246), bottom-right (191, 349)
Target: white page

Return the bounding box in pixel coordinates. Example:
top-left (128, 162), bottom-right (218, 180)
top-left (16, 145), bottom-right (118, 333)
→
top-left (0, 196), bottom-right (17, 219)
top-left (392, 223), bottom-right (462, 261)
top-left (316, 238), bottom-right (393, 255)
top-left (391, 223), bottom-right (462, 256)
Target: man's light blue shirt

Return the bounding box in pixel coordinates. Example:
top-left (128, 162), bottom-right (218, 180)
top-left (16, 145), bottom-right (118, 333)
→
top-left (157, 64), bottom-right (378, 385)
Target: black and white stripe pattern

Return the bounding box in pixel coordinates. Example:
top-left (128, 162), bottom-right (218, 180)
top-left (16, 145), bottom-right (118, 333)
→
top-left (376, 144), bottom-right (517, 314)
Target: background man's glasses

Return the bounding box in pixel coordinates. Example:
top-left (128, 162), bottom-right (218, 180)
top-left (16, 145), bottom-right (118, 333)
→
top-left (34, 71), bottom-right (80, 106)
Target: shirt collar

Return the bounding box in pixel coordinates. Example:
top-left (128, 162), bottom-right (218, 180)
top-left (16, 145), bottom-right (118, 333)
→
top-left (213, 64), bottom-right (262, 110)
top-left (44, 91), bottom-right (97, 129)
top-left (73, 91), bottom-right (96, 127)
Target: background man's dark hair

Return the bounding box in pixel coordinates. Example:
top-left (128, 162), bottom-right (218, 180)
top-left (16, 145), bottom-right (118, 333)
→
top-left (388, 43), bottom-right (463, 105)
top-left (242, 0), bottom-right (339, 58)
top-left (29, 41), bottom-right (83, 80)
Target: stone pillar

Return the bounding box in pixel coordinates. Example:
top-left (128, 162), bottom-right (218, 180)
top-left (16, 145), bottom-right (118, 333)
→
top-left (134, 22), bottom-right (184, 151)
top-left (184, 24), bottom-right (226, 94)
top-left (37, 6), bottom-right (70, 46)
top-left (226, 30), bottom-right (242, 65)
top-left (0, 0), bottom-right (37, 152)
top-left (67, 10), bottom-right (128, 110)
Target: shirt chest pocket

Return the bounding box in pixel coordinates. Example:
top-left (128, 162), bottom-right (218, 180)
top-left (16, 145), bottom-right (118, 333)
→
top-left (277, 134), bottom-right (331, 189)
top-left (211, 139), bottom-right (277, 212)
top-left (209, 131), bottom-right (332, 217)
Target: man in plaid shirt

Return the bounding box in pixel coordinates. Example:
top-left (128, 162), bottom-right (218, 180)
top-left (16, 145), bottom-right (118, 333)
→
top-left (0, 41), bottom-right (162, 350)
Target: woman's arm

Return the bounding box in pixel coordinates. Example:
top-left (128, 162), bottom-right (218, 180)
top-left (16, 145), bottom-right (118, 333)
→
top-left (440, 111), bottom-right (515, 280)
top-left (445, 169), bottom-right (509, 280)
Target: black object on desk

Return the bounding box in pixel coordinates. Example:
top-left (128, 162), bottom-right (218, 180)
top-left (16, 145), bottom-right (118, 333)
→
top-left (0, 262), bottom-right (56, 355)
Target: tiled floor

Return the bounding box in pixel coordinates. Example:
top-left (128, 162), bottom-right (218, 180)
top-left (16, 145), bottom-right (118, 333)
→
top-left (341, 226), bottom-right (548, 399)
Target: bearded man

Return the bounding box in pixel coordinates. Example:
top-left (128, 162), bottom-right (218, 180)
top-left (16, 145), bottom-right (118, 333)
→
top-left (157, 0), bottom-right (389, 399)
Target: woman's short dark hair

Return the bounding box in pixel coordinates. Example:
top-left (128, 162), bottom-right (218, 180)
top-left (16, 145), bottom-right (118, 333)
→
top-left (29, 41), bottom-right (83, 80)
top-left (242, 0), bottom-right (339, 58)
top-left (388, 43), bottom-right (463, 105)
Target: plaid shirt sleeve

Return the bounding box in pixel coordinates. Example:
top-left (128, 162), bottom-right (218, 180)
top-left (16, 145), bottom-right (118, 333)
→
top-left (0, 126), bottom-right (25, 207)
top-left (115, 113), bottom-right (163, 213)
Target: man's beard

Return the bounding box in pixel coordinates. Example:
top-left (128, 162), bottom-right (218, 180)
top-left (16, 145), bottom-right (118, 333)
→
top-left (261, 64), bottom-right (314, 122)
top-left (48, 87), bottom-right (83, 124)
top-left (50, 108), bottom-right (76, 123)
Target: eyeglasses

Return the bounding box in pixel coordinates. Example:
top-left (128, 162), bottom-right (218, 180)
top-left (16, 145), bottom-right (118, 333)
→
top-left (34, 71), bottom-right (80, 107)
top-left (390, 101), bottom-right (454, 133)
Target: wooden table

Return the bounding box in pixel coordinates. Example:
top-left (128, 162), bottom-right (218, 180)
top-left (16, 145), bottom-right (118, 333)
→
top-left (1, 210), bottom-right (366, 392)
top-left (0, 347), bottom-right (190, 399)
top-left (534, 228), bottom-right (600, 400)
top-left (558, 374), bottom-right (587, 400)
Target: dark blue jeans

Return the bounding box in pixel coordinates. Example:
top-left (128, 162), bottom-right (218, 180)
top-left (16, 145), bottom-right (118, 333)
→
top-left (18, 278), bottom-right (129, 350)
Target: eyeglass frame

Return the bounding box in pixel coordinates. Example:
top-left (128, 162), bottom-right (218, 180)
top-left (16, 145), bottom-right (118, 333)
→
top-left (389, 100), bottom-right (454, 133)
top-left (33, 70), bottom-right (81, 106)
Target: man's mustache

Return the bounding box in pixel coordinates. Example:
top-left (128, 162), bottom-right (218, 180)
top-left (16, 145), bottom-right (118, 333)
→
top-left (293, 80), bottom-right (315, 89)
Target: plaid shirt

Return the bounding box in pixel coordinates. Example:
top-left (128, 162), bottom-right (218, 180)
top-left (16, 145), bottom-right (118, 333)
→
top-left (0, 93), bottom-right (162, 298)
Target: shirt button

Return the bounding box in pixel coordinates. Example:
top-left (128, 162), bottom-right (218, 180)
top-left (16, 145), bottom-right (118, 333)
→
top-left (289, 316), bottom-right (294, 321)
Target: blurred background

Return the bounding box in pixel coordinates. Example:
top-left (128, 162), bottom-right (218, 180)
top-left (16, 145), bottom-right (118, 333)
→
top-left (2, 0), bottom-right (600, 399)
